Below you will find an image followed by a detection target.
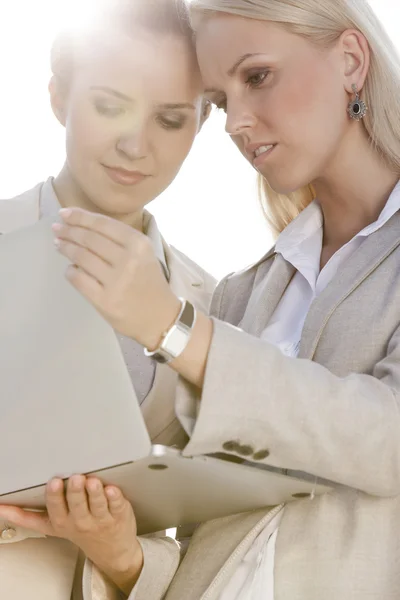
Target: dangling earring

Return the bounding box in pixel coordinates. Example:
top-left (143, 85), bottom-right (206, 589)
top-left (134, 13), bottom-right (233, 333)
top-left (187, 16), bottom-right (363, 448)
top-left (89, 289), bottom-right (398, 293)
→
top-left (347, 84), bottom-right (368, 121)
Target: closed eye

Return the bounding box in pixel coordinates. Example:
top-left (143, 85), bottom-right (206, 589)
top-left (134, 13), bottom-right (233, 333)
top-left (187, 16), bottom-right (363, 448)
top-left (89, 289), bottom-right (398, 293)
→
top-left (156, 113), bottom-right (187, 130)
top-left (94, 101), bottom-right (126, 118)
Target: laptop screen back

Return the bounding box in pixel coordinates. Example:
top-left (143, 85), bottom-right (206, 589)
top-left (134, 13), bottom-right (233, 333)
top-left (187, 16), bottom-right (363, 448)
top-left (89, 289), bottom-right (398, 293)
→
top-left (0, 219), bottom-right (151, 495)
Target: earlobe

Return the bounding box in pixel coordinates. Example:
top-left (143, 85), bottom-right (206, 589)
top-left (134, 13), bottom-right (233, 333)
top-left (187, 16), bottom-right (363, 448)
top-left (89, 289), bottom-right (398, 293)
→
top-left (49, 76), bottom-right (67, 127)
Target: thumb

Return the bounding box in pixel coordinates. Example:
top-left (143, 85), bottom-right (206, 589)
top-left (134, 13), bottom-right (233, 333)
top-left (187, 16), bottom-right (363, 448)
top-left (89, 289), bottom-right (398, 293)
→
top-left (0, 506), bottom-right (54, 536)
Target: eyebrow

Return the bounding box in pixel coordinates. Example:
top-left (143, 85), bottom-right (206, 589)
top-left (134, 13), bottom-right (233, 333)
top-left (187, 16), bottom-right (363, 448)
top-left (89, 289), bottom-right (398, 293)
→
top-left (156, 103), bottom-right (196, 110)
top-left (227, 53), bottom-right (264, 77)
top-left (90, 88), bottom-right (195, 110)
top-left (90, 86), bottom-right (133, 102)
top-left (204, 53), bottom-right (266, 95)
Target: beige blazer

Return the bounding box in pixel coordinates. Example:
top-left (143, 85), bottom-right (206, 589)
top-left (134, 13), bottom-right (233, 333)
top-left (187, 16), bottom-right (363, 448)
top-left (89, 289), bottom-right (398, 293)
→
top-left (0, 181), bottom-right (215, 600)
top-left (108, 208), bottom-right (400, 600)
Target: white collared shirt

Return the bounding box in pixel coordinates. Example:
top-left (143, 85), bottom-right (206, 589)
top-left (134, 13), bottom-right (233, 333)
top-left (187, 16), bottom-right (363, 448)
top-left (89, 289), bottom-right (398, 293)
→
top-left (261, 180), bottom-right (400, 355)
top-left (219, 180), bottom-right (400, 600)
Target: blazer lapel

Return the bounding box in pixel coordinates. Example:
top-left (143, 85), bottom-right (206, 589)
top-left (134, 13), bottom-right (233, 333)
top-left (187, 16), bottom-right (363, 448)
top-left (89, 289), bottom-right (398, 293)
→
top-left (239, 253), bottom-right (296, 337)
top-left (299, 211), bottom-right (400, 359)
top-left (164, 243), bottom-right (213, 310)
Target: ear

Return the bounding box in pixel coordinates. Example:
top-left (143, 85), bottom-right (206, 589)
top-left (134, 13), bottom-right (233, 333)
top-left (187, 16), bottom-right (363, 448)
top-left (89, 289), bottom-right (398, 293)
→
top-left (197, 99), bottom-right (212, 132)
top-left (48, 76), bottom-right (68, 127)
top-left (340, 29), bottom-right (370, 95)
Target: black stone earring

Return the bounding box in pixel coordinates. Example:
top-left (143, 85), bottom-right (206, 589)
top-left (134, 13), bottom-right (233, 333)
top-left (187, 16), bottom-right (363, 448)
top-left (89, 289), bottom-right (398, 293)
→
top-left (347, 84), bottom-right (368, 121)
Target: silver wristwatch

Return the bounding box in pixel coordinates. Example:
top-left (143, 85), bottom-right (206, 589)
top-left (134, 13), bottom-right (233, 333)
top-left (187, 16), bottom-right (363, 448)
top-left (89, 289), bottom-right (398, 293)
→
top-left (144, 298), bottom-right (197, 364)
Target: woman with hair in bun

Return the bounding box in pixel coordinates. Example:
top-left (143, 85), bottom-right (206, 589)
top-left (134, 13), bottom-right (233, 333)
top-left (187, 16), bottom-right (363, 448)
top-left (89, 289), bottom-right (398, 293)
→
top-left (0, 1), bottom-right (214, 598)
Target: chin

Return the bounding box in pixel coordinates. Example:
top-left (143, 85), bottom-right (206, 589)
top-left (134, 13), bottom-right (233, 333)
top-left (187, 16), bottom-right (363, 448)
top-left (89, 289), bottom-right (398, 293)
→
top-left (93, 192), bottom-right (148, 217)
top-left (258, 166), bottom-right (313, 197)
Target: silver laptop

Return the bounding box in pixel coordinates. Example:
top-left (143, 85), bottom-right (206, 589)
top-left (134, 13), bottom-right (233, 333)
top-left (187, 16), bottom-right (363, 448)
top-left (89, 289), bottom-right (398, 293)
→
top-left (0, 220), bottom-right (330, 534)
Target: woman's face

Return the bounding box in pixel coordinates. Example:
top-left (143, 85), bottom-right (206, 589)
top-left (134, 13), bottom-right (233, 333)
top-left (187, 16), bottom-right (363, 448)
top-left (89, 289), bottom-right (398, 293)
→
top-left (196, 15), bottom-right (351, 194)
top-left (53, 29), bottom-right (204, 215)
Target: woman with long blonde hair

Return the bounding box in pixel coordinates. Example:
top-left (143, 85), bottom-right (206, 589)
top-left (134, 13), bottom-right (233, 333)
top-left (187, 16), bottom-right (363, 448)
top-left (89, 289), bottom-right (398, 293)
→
top-left (5, 0), bottom-right (400, 598)
top-left (0, 1), bottom-right (215, 598)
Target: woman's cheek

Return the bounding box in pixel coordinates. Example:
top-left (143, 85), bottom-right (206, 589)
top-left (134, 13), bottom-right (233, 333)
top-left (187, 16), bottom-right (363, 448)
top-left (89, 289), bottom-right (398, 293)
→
top-left (68, 113), bottom-right (114, 159)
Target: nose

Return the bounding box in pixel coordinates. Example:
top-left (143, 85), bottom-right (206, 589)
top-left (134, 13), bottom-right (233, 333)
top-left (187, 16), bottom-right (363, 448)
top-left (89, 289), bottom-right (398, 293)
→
top-left (225, 96), bottom-right (257, 136)
top-left (116, 127), bottom-right (149, 161)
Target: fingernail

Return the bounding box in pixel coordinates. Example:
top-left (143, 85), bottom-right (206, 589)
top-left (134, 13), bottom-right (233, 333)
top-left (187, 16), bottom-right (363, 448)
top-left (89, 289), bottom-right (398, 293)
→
top-left (53, 238), bottom-right (61, 249)
top-left (106, 487), bottom-right (118, 499)
top-left (71, 475), bottom-right (84, 490)
top-left (52, 223), bottom-right (62, 232)
top-left (49, 478), bottom-right (62, 492)
top-left (59, 208), bottom-right (72, 219)
top-left (87, 479), bottom-right (101, 493)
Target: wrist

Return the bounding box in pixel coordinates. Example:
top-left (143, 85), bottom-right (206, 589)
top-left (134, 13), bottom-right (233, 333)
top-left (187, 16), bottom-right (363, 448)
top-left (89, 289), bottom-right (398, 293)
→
top-left (169, 311), bottom-right (213, 388)
top-left (100, 542), bottom-right (144, 595)
top-left (144, 295), bottom-right (182, 352)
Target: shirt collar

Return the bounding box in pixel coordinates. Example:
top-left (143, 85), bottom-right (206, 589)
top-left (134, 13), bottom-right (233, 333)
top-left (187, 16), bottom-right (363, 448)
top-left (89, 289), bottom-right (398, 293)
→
top-left (356, 178), bottom-right (400, 237)
top-left (40, 177), bottom-right (170, 280)
top-left (274, 179), bottom-right (400, 287)
top-left (275, 200), bottom-right (323, 261)
top-left (274, 200), bottom-right (323, 288)
top-left (276, 179), bottom-right (400, 259)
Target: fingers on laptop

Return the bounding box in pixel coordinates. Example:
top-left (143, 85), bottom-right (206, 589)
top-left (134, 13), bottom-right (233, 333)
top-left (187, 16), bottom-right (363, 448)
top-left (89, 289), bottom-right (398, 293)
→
top-left (45, 476), bottom-right (128, 527)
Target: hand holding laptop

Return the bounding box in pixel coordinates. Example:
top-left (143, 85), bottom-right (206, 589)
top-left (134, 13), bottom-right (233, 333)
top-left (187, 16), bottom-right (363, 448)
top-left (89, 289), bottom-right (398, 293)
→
top-left (0, 475), bottom-right (143, 594)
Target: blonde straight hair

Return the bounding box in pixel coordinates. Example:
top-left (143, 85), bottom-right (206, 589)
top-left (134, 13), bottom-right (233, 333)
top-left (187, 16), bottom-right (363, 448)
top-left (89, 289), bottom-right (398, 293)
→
top-left (189, 0), bottom-right (400, 236)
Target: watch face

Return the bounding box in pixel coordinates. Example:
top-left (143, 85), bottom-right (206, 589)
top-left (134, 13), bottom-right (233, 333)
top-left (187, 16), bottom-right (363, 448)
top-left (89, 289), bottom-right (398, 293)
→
top-left (162, 325), bottom-right (190, 359)
top-left (145, 300), bottom-right (195, 364)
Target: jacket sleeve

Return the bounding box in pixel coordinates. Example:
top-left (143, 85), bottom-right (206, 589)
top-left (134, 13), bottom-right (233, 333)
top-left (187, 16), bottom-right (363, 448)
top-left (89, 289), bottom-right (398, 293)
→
top-left (82, 535), bottom-right (181, 600)
top-left (176, 315), bottom-right (400, 497)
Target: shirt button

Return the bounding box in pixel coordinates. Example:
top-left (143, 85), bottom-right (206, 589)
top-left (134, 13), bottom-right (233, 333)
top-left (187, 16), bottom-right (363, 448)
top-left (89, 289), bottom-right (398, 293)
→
top-left (222, 441), bottom-right (240, 453)
top-left (237, 445), bottom-right (254, 457)
top-left (253, 449), bottom-right (270, 461)
top-left (1, 527), bottom-right (17, 541)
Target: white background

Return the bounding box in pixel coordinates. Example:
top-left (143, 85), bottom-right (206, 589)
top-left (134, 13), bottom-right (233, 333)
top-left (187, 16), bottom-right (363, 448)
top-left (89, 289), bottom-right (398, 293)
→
top-left (0, 0), bottom-right (397, 279)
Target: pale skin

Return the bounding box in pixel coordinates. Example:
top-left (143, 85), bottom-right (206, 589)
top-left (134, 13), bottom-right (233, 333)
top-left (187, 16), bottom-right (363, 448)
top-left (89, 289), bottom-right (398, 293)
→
top-left (198, 15), bottom-right (399, 268)
top-left (1, 15), bottom-right (398, 594)
top-left (0, 25), bottom-right (208, 594)
top-left (47, 17), bottom-right (400, 386)
top-left (51, 27), bottom-right (207, 231)
top-left (0, 476), bottom-right (143, 594)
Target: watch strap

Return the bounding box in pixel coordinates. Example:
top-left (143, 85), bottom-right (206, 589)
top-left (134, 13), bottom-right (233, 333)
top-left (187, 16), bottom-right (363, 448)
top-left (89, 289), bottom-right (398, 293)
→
top-left (144, 298), bottom-right (196, 364)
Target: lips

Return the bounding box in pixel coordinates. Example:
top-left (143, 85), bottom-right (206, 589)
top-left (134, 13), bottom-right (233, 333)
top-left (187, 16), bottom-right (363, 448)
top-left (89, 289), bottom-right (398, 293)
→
top-left (254, 144), bottom-right (274, 158)
top-left (103, 165), bottom-right (149, 186)
top-left (245, 142), bottom-right (277, 167)
top-left (250, 144), bottom-right (277, 169)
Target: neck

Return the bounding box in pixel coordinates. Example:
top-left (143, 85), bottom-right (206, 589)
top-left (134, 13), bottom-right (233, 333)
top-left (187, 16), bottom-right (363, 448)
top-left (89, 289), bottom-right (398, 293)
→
top-left (53, 164), bottom-right (144, 232)
top-left (312, 126), bottom-right (399, 251)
